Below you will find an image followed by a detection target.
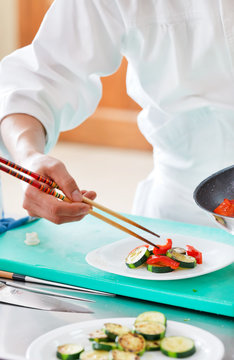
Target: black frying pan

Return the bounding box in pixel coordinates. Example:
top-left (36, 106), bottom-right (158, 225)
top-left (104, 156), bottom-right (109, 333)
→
top-left (194, 165), bottom-right (234, 212)
top-left (193, 165), bottom-right (234, 234)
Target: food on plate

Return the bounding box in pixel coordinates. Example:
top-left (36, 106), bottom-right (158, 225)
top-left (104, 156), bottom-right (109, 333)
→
top-left (214, 198), bottom-right (234, 217)
top-left (147, 255), bottom-right (180, 273)
top-left (104, 323), bottom-right (131, 341)
top-left (117, 333), bottom-right (145, 355)
top-left (80, 350), bottom-right (109, 359)
top-left (160, 336), bottom-right (196, 358)
top-left (135, 311), bottom-right (167, 325)
top-left (166, 250), bottom-right (196, 269)
top-left (152, 238), bottom-right (172, 255)
top-left (92, 341), bottom-right (117, 351)
top-left (111, 350), bottom-right (140, 360)
top-left (125, 239), bottom-right (202, 274)
top-left (56, 311), bottom-right (196, 359)
top-left (145, 339), bottom-right (161, 351)
top-left (134, 321), bottom-right (166, 340)
top-left (125, 245), bottom-right (150, 269)
top-left (186, 245), bottom-right (202, 264)
top-left (56, 343), bottom-right (84, 359)
top-left (88, 330), bottom-right (110, 343)
top-left (170, 247), bottom-right (186, 255)
top-left (24, 231), bottom-right (40, 246)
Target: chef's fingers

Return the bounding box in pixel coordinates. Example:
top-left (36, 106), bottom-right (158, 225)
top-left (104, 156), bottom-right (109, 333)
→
top-left (19, 153), bottom-right (97, 223)
top-left (81, 190), bottom-right (97, 201)
top-left (22, 153), bottom-right (88, 203)
top-left (41, 158), bottom-right (83, 202)
top-left (23, 186), bottom-right (92, 224)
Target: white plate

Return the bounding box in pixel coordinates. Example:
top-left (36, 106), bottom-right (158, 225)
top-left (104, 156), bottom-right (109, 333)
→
top-left (26, 317), bottom-right (224, 360)
top-left (85, 233), bottom-right (234, 280)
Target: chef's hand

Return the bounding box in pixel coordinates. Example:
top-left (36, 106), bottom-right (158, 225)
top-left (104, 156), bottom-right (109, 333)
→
top-left (0, 114), bottom-right (96, 224)
top-left (21, 152), bottom-right (96, 224)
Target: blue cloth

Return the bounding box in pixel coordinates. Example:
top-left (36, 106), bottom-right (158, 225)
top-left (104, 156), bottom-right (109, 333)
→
top-left (0, 216), bottom-right (38, 234)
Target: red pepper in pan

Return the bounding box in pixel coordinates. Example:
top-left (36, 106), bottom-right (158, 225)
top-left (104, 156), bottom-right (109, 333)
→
top-left (214, 198), bottom-right (234, 217)
top-left (146, 254), bottom-right (180, 269)
top-left (153, 238), bottom-right (172, 255)
top-left (186, 245), bottom-right (203, 264)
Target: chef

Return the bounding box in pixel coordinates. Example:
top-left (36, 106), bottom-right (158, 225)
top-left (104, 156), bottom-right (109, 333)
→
top-left (0, 0), bottom-right (233, 226)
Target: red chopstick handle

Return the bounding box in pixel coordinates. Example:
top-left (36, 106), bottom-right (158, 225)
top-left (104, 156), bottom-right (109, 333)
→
top-left (0, 156), bottom-right (59, 189)
top-left (0, 164), bottom-right (67, 201)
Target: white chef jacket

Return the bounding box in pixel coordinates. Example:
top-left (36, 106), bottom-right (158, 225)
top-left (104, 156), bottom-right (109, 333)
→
top-left (0, 0), bottom-right (233, 226)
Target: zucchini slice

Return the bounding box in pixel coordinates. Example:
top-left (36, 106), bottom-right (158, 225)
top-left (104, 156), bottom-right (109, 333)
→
top-left (117, 332), bottom-right (145, 355)
top-left (145, 340), bottom-right (161, 351)
top-left (92, 341), bottom-right (117, 351)
top-left (166, 250), bottom-right (196, 268)
top-left (125, 246), bottom-right (150, 268)
top-left (160, 336), bottom-right (196, 358)
top-left (104, 323), bottom-right (131, 341)
top-left (80, 350), bottom-right (109, 360)
top-left (135, 311), bottom-right (167, 326)
top-left (89, 329), bottom-right (110, 342)
top-left (148, 246), bottom-right (154, 255)
top-left (147, 264), bottom-right (174, 273)
top-left (110, 349), bottom-right (140, 360)
top-left (171, 247), bottom-right (186, 255)
top-left (56, 344), bottom-right (84, 360)
top-left (134, 321), bottom-right (166, 340)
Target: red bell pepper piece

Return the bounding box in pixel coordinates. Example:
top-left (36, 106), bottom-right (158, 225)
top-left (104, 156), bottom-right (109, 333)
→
top-left (214, 199), bottom-right (234, 217)
top-left (153, 238), bottom-right (172, 255)
top-left (146, 254), bottom-right (180, 269)
top-left (186, 245), bottom-right (203, 264)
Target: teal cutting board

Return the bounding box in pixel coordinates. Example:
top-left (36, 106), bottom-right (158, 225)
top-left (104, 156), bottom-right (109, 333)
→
top-left (0, 215), bottom-right (233, 317)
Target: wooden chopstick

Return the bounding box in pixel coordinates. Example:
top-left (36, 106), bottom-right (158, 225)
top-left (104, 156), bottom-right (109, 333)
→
top-left (89, 210), bottom-right (158, 247)
top-left (83, 196), bottom-right (160, 239)
top-left (0, 156), bottom-right (59, 189)
top-left (0, 158), bottom-right (159, 247)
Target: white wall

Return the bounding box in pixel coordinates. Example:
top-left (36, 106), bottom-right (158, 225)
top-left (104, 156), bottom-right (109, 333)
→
top-left (0, 0), bottom-right (18, 60)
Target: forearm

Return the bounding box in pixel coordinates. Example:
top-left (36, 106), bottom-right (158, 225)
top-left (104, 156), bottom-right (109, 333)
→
top-left (0, 114), bottom-right (46, 163)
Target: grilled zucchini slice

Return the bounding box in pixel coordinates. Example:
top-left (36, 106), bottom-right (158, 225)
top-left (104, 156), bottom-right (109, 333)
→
top-left (56, 344), bottom-right (84, 360)
top-left (134, 321), bottom-right (166, 340)
top-left (166, 250), bottom-right (196, 268)
top-left (89, 329), bottom-right (110, 342)
top-left (80, 350), bottom-right (109, 360)
top-left (147, 264), bottom-right (174, 273)
top-left (171, 247), bottom-right (186, 255)
top-left (92, 341), bottom-right (117, 351)
top-left (135, 311), bottom-right (167, 326)
top-left (125, 246), bottom-right (150, 268)
top-left (110, 349), bottom-right (140, 360)
top-left (160, 336), bottom-right (196, 358)
top-left (104, 323), bottom-right (131, 341)
top-left (145, 340), bottom-right (161, 351)
top-left (117, 332), bottom-right (145, 355)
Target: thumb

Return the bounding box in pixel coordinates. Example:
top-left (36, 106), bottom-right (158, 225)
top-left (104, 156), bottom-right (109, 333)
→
top-left (70, 188), bottom-right (83, 202)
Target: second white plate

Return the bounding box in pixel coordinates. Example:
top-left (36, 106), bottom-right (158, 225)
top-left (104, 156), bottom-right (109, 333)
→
top-left (85, 233), bottom-right (234, 280)
top-left (26, 317), bottom-right (225, 360)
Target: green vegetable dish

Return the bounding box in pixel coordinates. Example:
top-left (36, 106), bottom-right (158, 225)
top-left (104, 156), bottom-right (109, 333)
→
top-left (56, 311), bottom-right (196, 359)
top-left (125, 240), bottom-right (203, 275)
